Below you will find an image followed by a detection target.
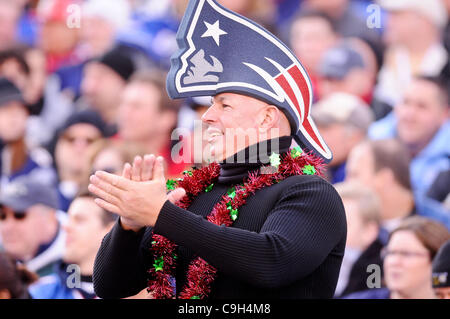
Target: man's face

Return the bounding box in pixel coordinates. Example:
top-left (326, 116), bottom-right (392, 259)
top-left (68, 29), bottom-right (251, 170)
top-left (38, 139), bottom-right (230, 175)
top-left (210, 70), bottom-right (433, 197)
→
top-left (63, 197), bottom-right (112, 266)
top-left (345, 143), bottom-right (377, 189)
top-left (201, 92), bottom-right (269, 161)
top-left (39, 21), bottom-right (79, 55)
top-left (290, 17), bottom-right (336, 73)
top-left (317, 123), bottom-right (354, 166)
top-left (384, 11), bottom-right (423, 46)
top-left (81, 62), bottom-right (125, 113)
top-left (395, 79), bottom-right (448, 148)
top-left (55, 123), bottom-right (102, 176)
top-left (0, 101), bottom-right (28, 142)
top-left (117, 82), bottom-right (166, 142)
top-left (0, 205), bottom-right (49, 261)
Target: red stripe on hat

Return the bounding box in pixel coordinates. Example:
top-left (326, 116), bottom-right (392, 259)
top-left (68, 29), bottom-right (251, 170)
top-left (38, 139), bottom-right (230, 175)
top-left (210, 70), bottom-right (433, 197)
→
top-left (288, 66), bottom-right (310, 120)
top-left (276, 65), bottom-right (326, 153)
top-left (275, 74), bottom-right (302, 120)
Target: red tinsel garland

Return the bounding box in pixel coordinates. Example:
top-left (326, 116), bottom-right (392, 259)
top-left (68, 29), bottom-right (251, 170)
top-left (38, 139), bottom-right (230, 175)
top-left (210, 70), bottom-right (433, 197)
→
top-left (147, 149), bottom-right (324, 299)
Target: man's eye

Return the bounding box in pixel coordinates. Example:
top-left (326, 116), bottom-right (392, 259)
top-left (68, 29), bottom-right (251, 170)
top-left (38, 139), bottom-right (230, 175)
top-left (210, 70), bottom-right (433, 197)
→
top-left (223, 104), bottom-right (231, 109)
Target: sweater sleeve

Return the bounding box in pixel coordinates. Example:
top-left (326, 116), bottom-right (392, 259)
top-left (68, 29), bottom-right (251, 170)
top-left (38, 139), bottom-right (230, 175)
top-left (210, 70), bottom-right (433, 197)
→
top-left (153, 176), bottom-right (346, 289)
top-left (93, 219), bottom-right (153, 298)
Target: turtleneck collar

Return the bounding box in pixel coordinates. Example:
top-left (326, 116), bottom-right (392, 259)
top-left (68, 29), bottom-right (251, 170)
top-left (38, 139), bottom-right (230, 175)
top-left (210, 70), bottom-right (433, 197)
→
top-left (218, 135), bottom-right (293, 184)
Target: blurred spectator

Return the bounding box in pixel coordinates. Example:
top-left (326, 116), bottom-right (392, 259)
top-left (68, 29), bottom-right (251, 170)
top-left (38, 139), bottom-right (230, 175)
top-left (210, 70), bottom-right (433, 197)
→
top-left (427, 170), bottom-right (450, 210)
top-left (334, 181), bottom-right (383, 298)
top-left (312, 93), bottom-right (373, 183)
top-left (289, 10), bottom-right (339, 99)
top-left (346, 139), bottom-right (450, 238)
top-left (78, 46), bottom-right (136, 134)
top-left (345, 216), bottom-right (450, 299)
top-left (432, 239), bottom-right (450, 299)
top-left (217, 0), bottom-right (276, 32)
top-left (0, 0), bottom-right (23, 50)
top-left (374, 0), bottom-right (448, 107)
top-left (29, 190), bottom-right (116, 299)
top-left (0, 46), bottom-right (75, 147)
top-left (36, 0), bottom-right (84, 73)
top-left (317, 39), bottom-right (377, 105)
top-left (444, 0), bottom-right (450, 53)
top-left (51, 110), bottom-right (107, 211)
top-left (302, 0), bottom-right (381, 47)
top-left (0, 176), bottom-right (66, 277)
top-left (0, 77), bottom-right (56, 189)
top-left (0, 252), bottom-right (37, 299)
top-left (369, 76), bottom-right (449, 204)
top-left (117, 70), bottom-right (187, 178)
top-left (88, 139), bottom-right (147, 176)
top-left (80, 0), bottom-right (131, 59)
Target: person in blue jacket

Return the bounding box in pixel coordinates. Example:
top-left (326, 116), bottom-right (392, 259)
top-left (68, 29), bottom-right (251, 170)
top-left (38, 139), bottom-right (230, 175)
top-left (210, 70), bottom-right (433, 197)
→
top-left (29, 190), bottom-right (116, 299)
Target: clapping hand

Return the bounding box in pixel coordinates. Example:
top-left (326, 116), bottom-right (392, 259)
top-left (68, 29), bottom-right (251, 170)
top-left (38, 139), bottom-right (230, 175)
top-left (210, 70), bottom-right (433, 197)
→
top-left (88, 155), bottom-right (186, 231)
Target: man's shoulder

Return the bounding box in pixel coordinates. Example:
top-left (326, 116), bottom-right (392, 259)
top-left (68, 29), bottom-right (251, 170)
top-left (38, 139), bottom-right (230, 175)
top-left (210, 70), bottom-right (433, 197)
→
top-left (276, 174), bottom-right (336, 193)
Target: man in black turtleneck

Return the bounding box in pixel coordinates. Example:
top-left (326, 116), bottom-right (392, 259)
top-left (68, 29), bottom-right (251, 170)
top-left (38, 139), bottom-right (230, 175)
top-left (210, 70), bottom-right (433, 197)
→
top-left (89, 0), bottom-right (346, 299)
top-left (89, 92), bottom-right (346, 299)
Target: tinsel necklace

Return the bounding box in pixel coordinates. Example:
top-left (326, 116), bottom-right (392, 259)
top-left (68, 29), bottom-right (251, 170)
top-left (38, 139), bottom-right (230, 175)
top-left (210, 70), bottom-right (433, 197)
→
top-left (147, 146), bottom-right (323, 299)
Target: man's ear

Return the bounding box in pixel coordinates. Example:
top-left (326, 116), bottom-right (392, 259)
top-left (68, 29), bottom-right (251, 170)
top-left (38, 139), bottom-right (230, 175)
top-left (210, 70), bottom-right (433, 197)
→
top-left (258, 105), bottom-right (280, 132)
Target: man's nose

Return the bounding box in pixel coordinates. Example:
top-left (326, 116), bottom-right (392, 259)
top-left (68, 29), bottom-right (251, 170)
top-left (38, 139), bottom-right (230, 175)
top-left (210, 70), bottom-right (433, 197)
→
top-left (201, 104), bottom-right (219, 124)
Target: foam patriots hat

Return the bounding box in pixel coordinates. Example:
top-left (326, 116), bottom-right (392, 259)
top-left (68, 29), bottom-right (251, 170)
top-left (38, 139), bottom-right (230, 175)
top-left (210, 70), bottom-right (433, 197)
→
top-left (167, 0), bottom-right (333, 163)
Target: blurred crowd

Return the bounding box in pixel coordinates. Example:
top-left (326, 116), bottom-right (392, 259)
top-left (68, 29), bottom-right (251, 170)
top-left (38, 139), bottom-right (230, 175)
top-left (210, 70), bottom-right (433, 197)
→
top-left (0, 0), bottom-right (449, 299)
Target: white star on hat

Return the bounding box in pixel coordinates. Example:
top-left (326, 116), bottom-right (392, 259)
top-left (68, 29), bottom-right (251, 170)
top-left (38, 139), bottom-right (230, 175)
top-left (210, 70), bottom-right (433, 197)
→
top-left (201, 20), bottom-right (227, 46)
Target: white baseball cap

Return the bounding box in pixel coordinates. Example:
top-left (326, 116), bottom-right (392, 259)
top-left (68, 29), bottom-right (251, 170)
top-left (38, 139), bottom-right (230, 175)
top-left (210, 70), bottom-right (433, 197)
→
top-left (377, 0), bottom-right (448, 28)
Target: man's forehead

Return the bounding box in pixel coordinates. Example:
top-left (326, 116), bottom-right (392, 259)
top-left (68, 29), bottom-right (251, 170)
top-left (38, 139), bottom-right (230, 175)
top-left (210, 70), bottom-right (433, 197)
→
top-left (212, 92), bottom-right (269, 105)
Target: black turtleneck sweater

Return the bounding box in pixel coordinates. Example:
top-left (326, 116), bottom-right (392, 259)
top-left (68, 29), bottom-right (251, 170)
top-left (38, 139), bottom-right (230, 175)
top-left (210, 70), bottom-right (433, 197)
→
top-left (93, 137), bottom-right (347, 299)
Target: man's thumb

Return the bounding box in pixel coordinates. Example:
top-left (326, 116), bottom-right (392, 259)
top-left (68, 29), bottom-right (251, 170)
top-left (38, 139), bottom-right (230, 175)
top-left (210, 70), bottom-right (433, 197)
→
top-left (167, 188), bottom-right (186, 204)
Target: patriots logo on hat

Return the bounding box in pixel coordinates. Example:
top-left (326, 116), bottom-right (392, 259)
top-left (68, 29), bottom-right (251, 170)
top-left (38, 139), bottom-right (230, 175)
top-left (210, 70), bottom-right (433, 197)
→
top-left (167, 0), bottom-right (332, 162)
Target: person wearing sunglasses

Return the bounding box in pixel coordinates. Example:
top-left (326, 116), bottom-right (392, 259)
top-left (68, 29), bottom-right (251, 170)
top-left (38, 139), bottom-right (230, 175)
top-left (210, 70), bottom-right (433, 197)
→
top-left (344, 216), bottom-right (450, 299)
top-left (0, 175), bottom-right (65, 277)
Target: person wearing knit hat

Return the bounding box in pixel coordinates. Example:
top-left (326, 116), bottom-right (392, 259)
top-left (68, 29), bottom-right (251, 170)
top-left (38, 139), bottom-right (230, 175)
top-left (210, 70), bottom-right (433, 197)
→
top-left (374, 0), bottom-right (448, 108)
top-left (432, 240), bottom-right (450, 299)
top-left (81, 0), bottom-right (131, 57)
top-left (311, 93), bottom-right (373, 183)
top-left (53, 110), bottom-right (107, 212)
top-left (79, 47), bottom-right (136, 132)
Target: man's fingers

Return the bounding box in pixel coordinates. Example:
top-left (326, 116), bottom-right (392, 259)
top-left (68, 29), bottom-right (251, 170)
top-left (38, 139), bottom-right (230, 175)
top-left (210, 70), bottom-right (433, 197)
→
top-left (122, 162), bottom-right (132, 180)
top-left (94, 198), bottom-right (121, 215)
top-left (152, 156), bottom-right (165, 182)
top-left (95, 170), bottom-right (129, 190)
top-left (90, 174), bottom-right (124, 198)
top-left (88, 183), bottom-right (120, 207)
top-left (141, 154), bottom-right (155, 181)
top-left (167, 188), bottom-right (186, 204)
top-left (132, 156), bottom-right (143, 181)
